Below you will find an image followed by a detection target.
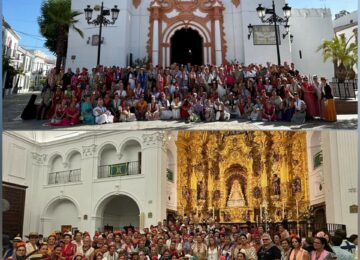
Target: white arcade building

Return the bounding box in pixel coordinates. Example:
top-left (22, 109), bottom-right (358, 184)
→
top-left (66, 0), bottom-right (335, 80)
top-left (2, 131), bottom-right (358, 238)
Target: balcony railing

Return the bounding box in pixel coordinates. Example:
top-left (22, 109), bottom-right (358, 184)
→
top-left (98, 161), bottom-right (141, 179)
top-left (48, 169), bottom-right (81, 185)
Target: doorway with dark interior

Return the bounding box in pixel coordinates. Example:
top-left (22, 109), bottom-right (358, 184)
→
top-left (171, 28), bottom-right (203, 66)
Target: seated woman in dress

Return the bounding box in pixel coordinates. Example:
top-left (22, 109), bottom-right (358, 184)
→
top-left (262, 101), bottom-right (277, 122)
top-left (269, 90), bottom-right (283, 120)
top-left (62, 101), bottom-right (80, 125)
top-left (81, 95), bottom-right (94, 124)
top-left (291, 92), bottom-right (307, 124)
top-left (171, 95), bottom-right (182, 120)
top-left (135, 94), bottom-right (148, 121)
top-left (158, 92), bottom-right (173, 120)
top-left (93, 98), bottom-right (114, 124)
top-left (50, 99), bottom-right (67, 126)
top-left (146, 95), bottom-right (160, 121)
top-left (214, 98), bottom-right (230, 121)
top-left (110, 93), bottom-right (122, 122)
top-left (119, 99), bottom-right (136, 122)
top-left (281, 91), bottom-right (294, 122)
top-left (180, 99), bottom-right (191, 121)
top-left (204, 97), bottom-right (215, 122)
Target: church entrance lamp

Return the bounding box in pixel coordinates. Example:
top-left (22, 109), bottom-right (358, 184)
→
top-left (255, 1), bottom-right (292, 66)
top-left (84, 2), bottom-right (120, 66)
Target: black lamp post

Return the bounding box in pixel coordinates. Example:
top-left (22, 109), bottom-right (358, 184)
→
top-left (255, 1), bottom-right (292, 66)
top-left (84, 2), bottom-right (120, 66)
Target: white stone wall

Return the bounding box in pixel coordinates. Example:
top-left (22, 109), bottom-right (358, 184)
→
top-left (66, 0), bottom-right (133, 70)
top-left (289, 9), bottom-right (334, 80)
top-left (306, 132), bottom-right (325, 206)
top-left (240, 0), bottom-right (292, 65)
top-left (322, 131), bottom-right (358, 235)
top-left (66, 0), bottom-right (337, 71)
top-left (3, 131), bottom-right (171, 237)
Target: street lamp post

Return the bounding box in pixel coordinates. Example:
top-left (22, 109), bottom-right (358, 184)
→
top-left (84, 2), bottom-right (120, 66)
top-left (255, 1), bottom-right (292, 66)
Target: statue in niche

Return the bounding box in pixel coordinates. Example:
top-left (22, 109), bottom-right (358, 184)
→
top-left (182, 187), bottom-right (190, 200)
top-left (227, 179), bottom-right (246, 207)
top-left (292, 177), bottom-right (301, 193)
top-left (213, 190), bottom-right (220, 201)
top-left (272, 174), bottom-right (281, 196)
top-left (197, 180), bottom-right (206, 200)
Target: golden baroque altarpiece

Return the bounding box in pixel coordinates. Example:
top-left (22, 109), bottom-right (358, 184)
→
top-left (176, 131), bottom-right (309, 223)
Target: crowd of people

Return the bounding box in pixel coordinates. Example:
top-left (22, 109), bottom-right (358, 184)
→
top-left (3, 220), bottom-right (357, 260)
top-left (36, 62), bottom-right (337, 126)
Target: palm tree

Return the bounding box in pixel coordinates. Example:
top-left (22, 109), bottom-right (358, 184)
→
top-left (317, 34), bottom-right (358, 81)
top-left (38, 0), bottom-right (84, 74)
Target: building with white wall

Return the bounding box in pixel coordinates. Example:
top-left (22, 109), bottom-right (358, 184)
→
top-left (2, 131), bottom-right (177, 238)
top-left (333, 10), bottom-right (358, 75)
top-left (66, 0), bottom-right (335, 79)
top-left (2, 130), bottom-right (357, 238)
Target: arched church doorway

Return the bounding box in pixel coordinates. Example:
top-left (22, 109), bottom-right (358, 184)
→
top-left (43, 198), bottom-right (79, 236)
top-left (171, 28), bottom-right (203, 65)
top-left (100, 195), bottom-right (140, 231)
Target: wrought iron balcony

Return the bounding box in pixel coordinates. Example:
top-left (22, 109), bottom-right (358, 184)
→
top-left (98, 161), bottom-right (141, 179)
top-left (48, 169), bottom-right (81, 185)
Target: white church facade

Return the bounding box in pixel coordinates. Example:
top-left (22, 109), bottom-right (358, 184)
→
top-left (2, 131), bottom-right (358, 238)
top-left (66, 0), bottom-right (335, 79)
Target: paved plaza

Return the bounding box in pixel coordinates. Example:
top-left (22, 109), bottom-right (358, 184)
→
top-left (3, 92), bottom-right (358, 131)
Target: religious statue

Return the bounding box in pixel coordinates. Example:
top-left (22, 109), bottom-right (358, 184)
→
top-left (272, 174), bottom-right (281, 196)
top-left (197, 181), bottom-right (206, 200)
top-left (292, 177), bottom-right (301, 193)
top-left (227, 179), bottom-right (246, 207)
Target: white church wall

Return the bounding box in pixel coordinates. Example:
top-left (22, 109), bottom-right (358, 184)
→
top-left (66, 0), bottom-right (132, 70)
top-left (289, 9), bottom-right (334, 80)
top-left (9, 131), bottom-right (168, 236)
top-left (306, 132), bottom-right (325, 206)
top-left (241, 0), bottom-right (292, 65)
top-left (222, 1), bottom-right (244, 63)
top-left (322, 131), bottom-right (358, 235)
top-left (129, 0), bottom-right (151, 62)
top-left (43, 199), bottom-right (79, 235)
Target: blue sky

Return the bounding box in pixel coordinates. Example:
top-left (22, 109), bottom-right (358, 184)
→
top-left (3, 0), bottom-right (358, 58)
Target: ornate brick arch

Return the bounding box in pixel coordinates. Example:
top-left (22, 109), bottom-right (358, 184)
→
top-left (147, 0), bottom-right (228, 66)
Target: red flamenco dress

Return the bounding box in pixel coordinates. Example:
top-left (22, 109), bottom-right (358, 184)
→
top-left (61, 243), bottom-right (75, 260)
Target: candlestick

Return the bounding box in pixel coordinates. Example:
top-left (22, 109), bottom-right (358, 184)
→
top-left (296, 199), bottom-right (300, 235)
top-left (282, 202), bottom-right (285, 219)
top-left (196, 207), bottom-right (198, 216)
top-left (260, 206), bottom-right (262, 223)
top-left (296, 199), bottom-right (299, 219)
top-left (212, 207), bottom-right (215, 220)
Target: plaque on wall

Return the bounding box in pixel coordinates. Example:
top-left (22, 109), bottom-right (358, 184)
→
top-left (253, 25), bottom-right (281, 45)
top-left (350, 204), bottom-right (358, 213)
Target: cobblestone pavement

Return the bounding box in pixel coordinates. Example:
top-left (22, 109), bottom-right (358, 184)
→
top-left (3, 92), bottom-right (358, 131)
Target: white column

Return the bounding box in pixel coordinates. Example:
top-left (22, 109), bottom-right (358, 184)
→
top-left (322, 131), bottom-right (358, 235)
top-left (214, 20), bottom-right (222, 65)
top-left (163, 47), bottom-right (166, 67)
top-left (166, 47), bottom-right (170, 67)
top-left (152, 20), bottom-right (159, 66)
top-left (208, 47), bottom-right (211, 65)
top-left (142, 132), bottom-right (167, 227)
top-left (204, 47), bottom-right (208, 65)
